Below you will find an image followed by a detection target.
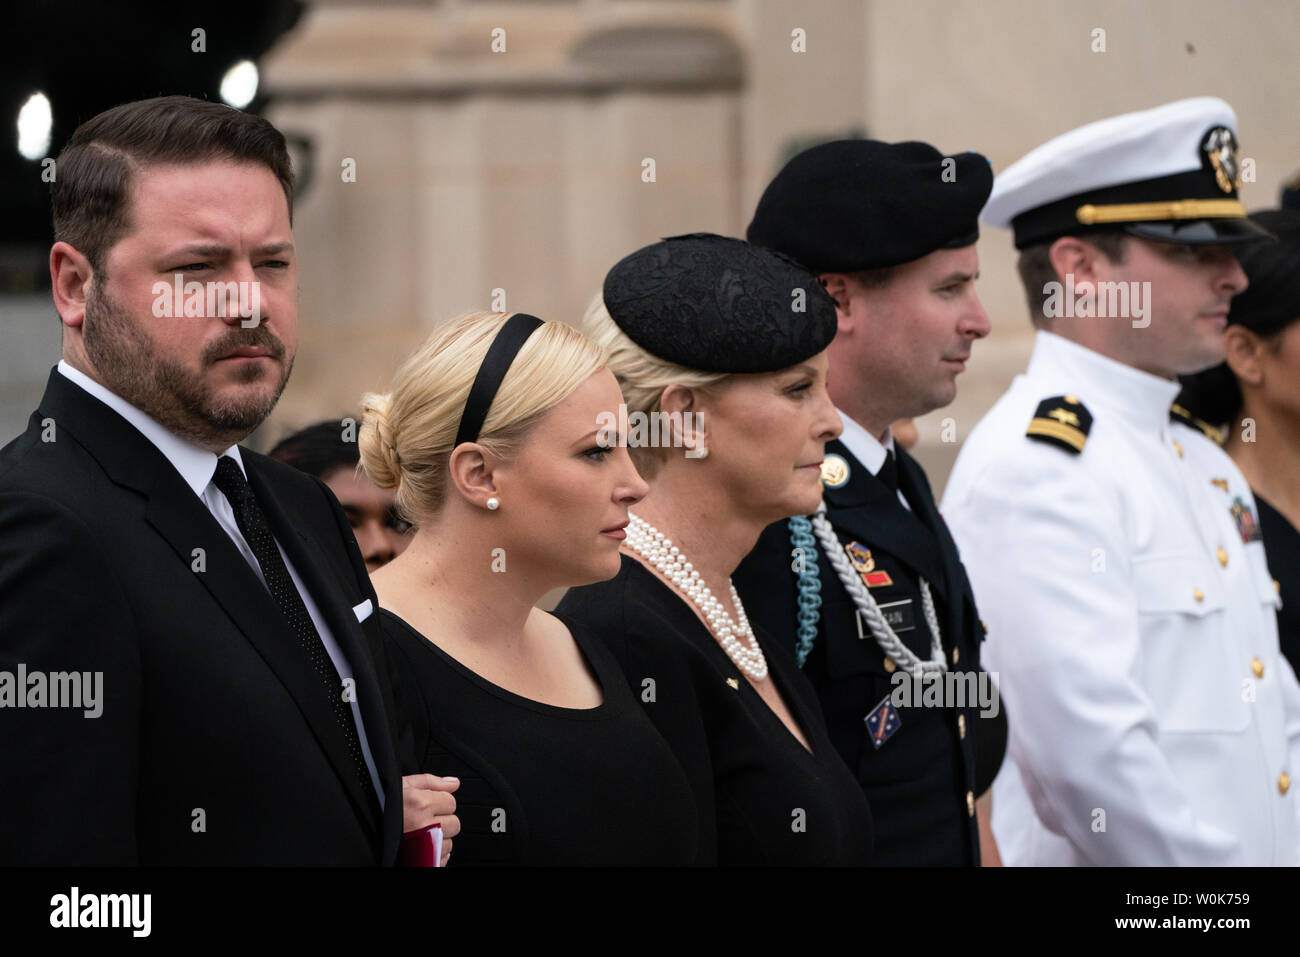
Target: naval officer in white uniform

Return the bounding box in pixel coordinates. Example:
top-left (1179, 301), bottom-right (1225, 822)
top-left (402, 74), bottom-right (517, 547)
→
top-left (942, 97), bottom-right (1300, 865)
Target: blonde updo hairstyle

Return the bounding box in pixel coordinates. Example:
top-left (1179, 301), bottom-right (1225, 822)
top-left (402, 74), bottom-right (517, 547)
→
top-left (579, 293), bottom-right (729, 478)
top-left (359, 310), bottom-right (607, 525)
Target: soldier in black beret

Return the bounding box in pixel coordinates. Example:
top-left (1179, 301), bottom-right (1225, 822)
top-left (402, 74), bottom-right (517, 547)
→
top-left (733, 139), bottom-right (1004, 866)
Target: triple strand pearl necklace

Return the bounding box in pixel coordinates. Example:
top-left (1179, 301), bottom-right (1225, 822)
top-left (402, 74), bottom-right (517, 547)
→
top-left (623, 512), bottom-right (769, 680)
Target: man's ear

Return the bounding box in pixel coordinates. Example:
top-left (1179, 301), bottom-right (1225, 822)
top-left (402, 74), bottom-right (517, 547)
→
top-left (1047, 236), bottom-right (1105, 293)
top-left (446, 443), bottom-right (498, 510)
top-left (50, 241), bottom-right (94, 329)
top-left (816, 270), bottom-right (857, 330)
top-left (1223, 325), bottom-right (1264, 387)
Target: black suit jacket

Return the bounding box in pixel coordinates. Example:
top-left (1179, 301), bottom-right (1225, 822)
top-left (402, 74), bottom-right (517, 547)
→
top-left (0, 368), bottom-right (407, 865)
top-left (733, 439), bottom-right (1004, 866)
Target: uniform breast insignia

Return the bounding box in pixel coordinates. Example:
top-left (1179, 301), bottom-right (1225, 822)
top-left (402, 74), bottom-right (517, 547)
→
top-left (865, 695), bottom-right (902, 749)
top-left (845, 541), bottom-right (893, 588)
top-left (820, 454), bottom-right (850, 489)
top-left (1210, 477), bottom-right (1230, 493)
top-left (1026, 395), bottom-right (1093, 454)
top-left (1230, 496), bottom-right (1263, 543)
top-left (1170, 403), bottom-right (1226, 445)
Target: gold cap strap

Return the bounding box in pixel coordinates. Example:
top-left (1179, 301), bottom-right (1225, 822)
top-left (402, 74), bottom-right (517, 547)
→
top-left (1076, 198), bottom-right (1246, 225)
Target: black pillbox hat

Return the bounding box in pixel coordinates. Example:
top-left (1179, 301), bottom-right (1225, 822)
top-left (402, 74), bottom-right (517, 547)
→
top-left (602, 232), bottom-right (838, 374)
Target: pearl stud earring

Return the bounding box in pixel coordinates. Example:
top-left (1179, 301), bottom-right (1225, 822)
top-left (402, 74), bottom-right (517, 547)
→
top-left (486, 497), bottom-right (500, 510)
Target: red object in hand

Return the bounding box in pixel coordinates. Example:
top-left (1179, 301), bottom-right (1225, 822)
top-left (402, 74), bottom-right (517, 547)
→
top-left (400, 821), bottom-right (443, 867)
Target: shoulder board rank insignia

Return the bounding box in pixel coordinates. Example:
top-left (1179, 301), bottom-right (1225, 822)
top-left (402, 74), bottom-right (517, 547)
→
top-left (1170, 403), bottom-right (1226, 445)
top-left (820, 453), bottom-right (850, 489)
top-left (1026, 395), bottom-right (1092, 454)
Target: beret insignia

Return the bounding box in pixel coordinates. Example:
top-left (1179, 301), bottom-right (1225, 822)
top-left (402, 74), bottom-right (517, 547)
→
top-left (1026, 395), bottom-right (1092, 454)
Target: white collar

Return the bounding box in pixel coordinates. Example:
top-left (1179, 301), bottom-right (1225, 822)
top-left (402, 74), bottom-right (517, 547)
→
top-left (1027, 331), bottom-right (1182, 435)
top-left (836, 409), bottom-right (895, 474)
top-left (57, 360), bottom-right (244, 496)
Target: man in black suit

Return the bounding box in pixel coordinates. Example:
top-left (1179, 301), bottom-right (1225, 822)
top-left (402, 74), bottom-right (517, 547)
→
top-left (733, 140), bottom-right (1004, 865)
top-left (0, 95), bottom-right (457, 864)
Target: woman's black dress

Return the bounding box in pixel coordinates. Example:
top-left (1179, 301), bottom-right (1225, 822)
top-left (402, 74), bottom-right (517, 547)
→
top-left (1257, 495), bottom-right (1300, 675)
top-left (555, 554), bottom-right (874, 865)
top-left (381, 608), bottom-right (700, 865)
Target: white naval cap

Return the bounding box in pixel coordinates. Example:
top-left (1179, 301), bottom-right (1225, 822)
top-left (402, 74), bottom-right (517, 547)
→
top-left (983, 97), bottom-right (1271, 249)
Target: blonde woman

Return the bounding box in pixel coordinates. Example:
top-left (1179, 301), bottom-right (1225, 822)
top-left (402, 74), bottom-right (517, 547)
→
top-left (360, 310), bottom-right (699, 865)
top-left (556, 234), bottom-right (874, 865)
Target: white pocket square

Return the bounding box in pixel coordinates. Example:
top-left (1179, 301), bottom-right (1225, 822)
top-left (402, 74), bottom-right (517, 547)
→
top-left (352, 598), bottom-right (374, 623)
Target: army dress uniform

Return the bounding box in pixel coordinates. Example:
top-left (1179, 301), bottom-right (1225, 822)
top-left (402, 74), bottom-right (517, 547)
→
top-left (942, 97), bottom-right (1300, 865)
top-left (734, 426), bottom-right (996, 865)
top-left (735, 136), bottom-right (1004, 866)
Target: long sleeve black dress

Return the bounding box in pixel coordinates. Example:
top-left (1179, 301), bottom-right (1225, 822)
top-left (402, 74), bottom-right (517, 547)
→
top-left (381, 608), bottom-right (700, 865)
top-left (555, 554), bottom-right (873, 865)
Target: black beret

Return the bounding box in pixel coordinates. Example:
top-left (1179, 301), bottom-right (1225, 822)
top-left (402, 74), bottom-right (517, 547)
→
top-left (602, 233), bottom-right (838, 374)
top-left (746, 139), bottom-right (992, 273)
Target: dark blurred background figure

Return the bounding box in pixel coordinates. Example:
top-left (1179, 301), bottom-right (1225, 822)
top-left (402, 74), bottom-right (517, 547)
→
top-left (270, 419), bottom-right (413, 573)
top-left (1282, 169), bottom-right (1300, 211)
top-left (1177, 207), bottom-right (1300, 673)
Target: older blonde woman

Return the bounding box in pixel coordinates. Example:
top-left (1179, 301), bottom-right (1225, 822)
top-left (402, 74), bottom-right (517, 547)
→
top-left (556, 234), bottom-right (874, 865)
top-left (360, 310), bottom-right (699, 865)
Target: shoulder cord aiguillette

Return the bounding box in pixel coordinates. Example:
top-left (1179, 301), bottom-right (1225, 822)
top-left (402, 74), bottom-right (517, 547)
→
top-left (808, 502), bottom-right (947, 679)
top-left (787, 515), bottom-right (822, 668)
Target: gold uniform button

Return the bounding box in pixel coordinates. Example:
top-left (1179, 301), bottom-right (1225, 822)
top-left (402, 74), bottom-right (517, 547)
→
top-left (1173, 440), bottom-right (1184, 458)
top-left (1276, 580), bottom-right (1283, 594)
top-left (883, 657), bottom-right (897, 673)
top-left (1252, 658), bottom-right (1264, 679)
top-left (958, 714), bottom-right (967, 739)
top-left (981, 620), bottom-right (989, 636)
top-left (1193, 588), bottom-right (1205, 603)
top-left (1216, 547), bottom-right (1228, 568)
top-left (1280, 772), bottom-right (1291, 796)
top-left (952, 646), bottom-right (960, 665)
top-left (966, 791), bottom-right (976, 816)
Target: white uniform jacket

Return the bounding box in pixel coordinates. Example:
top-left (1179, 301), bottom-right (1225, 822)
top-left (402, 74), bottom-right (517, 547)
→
top-left (942, 330), bottom-right (1298, 866)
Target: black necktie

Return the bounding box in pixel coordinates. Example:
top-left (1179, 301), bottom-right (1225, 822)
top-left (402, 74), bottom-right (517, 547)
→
top-left (211, 455), bottom-right (380, 815)
top-left (876, 449), bottom-right (900, 493)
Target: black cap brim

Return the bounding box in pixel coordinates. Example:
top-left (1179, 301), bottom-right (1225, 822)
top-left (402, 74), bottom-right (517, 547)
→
top-left (1124, 217), bottom-right (1276, 246)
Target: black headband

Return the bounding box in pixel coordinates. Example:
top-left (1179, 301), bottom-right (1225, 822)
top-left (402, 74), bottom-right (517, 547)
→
top-left (454, 313), bottom-right (545, 447)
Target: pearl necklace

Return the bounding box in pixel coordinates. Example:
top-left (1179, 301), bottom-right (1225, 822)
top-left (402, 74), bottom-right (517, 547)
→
top-left (623, 513), bottom-right (769, 680)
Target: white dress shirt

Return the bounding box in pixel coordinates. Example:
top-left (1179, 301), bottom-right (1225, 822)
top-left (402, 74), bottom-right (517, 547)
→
top-left (941, 331), bottom-right (1296, 865)
top-left (56, 360), bottom-right (385, 806)
top-left (836, 409), bottom-right (910, 511)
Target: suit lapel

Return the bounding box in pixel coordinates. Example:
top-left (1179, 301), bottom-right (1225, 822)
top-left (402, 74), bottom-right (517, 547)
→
top-left (250, 458), bottom-right (397, 833)
top-left (144, 465), bottom-right (380, 836)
